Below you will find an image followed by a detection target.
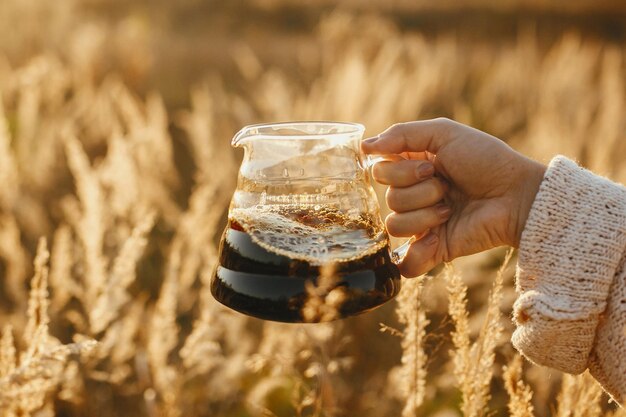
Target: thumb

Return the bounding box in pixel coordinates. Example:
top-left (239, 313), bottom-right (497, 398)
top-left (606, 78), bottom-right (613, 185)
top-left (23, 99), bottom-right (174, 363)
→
top-left (361, 118), bottom-right (456, 155)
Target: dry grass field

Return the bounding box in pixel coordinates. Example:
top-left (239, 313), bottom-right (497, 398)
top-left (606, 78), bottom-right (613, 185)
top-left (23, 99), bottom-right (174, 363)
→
top-left (0, 1), bottom-right (625, 416)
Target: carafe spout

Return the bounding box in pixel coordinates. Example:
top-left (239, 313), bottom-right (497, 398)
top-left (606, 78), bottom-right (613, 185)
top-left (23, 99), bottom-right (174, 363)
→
top-left (231, 126), bottom-right (252, 148)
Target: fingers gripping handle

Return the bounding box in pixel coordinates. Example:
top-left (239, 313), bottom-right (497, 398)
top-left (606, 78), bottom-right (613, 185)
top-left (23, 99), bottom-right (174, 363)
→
top-left (364, 155), bottom-right (413, 265)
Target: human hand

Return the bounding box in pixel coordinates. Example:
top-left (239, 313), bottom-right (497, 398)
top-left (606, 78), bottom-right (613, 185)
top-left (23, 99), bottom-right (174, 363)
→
top-left (362, 118), bottom-right (546, 277)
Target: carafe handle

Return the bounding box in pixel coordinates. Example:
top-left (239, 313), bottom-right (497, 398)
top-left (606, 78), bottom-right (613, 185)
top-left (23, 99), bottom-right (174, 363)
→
top-left (390, 237), bottom-right (414, 265)
top-left (364, 155), bottom-right (386, 168)
top-left (364, 154), bottom-right (414, 266)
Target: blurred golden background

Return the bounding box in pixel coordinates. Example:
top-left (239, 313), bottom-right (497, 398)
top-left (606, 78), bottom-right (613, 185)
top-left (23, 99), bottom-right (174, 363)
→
top-left (0, 1), bottom-right (624, 416)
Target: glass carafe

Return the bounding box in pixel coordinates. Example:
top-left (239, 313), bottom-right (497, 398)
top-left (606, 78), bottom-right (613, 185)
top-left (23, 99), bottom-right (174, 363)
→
top-left (211, 122), bottom-right (403, 323)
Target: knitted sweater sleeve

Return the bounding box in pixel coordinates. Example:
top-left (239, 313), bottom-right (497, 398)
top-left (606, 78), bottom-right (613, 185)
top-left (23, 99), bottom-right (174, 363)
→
top-left (511, 156), bottom-right (626, 405)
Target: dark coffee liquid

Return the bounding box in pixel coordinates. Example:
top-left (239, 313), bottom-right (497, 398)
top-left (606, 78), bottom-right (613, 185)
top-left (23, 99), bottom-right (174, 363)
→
top-left (211, 218), bottom-right (401, 323)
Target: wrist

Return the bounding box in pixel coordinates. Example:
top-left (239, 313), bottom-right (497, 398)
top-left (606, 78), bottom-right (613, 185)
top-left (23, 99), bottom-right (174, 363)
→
top-left (510, 159), bottom-right (547, 248)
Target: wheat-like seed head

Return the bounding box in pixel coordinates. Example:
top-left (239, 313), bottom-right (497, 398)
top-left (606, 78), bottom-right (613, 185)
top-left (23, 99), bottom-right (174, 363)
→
top-left (504, 355), bottom-right (535, 417)
top-left (302, 262), bottom-right (346, 323)
top-left (393, 276), bottom-right (429, 417)
top-left (89, 211), bottom-right (156, 334)
top-left (446, 249), bottom-right (514, 417)
top-left (0, 237), bottom-right (97, 415)
top-left (556, 373), bottom-right (604, 417)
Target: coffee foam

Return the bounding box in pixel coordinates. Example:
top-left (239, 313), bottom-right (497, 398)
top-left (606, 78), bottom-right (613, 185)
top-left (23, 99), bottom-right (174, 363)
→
top-left (230, 205), bottom-right (388, 265)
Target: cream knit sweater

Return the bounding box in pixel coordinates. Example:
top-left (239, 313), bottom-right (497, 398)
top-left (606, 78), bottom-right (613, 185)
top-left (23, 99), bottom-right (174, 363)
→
top-left (512, 156), bottom-right (626, 405)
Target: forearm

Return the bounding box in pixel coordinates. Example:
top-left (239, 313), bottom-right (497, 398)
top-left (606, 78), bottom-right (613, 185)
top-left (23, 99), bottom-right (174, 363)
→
top-left (587, 253), bottom-right (625, 405)
top-left (511, 156), bottom-right (626, 405)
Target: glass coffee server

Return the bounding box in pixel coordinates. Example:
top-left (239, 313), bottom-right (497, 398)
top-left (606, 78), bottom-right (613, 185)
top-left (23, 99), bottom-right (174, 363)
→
top-left (212, 122), bottom-right (408, 323)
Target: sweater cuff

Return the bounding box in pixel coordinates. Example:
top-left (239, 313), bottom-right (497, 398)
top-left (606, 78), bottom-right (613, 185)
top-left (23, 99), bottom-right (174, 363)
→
top-left (512, 156), bottom-right (626, 374)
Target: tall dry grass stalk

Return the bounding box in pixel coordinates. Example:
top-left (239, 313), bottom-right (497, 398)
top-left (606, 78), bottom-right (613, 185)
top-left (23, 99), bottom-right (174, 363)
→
top-left (302, 263), bottom-right (347, 323)
top-left (0, 215), bottom-right (29, 307)
top-left (48, 225), bottom-right (77, 313)
top-left (556, 373), bottom-right (604, 417)
top-left (63, 132), bottom-right (108, 322)
top-left (390, 276), bottom-right (429, 417)
top-left (503, 355), bottom-right (535, 417)
top-left (0, 100), bottom-right (18, 211)
top-left (147, 237), bottom-right (182, 417)
top-left (445, 249), bottom-right (514, 417)
top-left (247, 319), bottom-right (352, 416)
top-left (0, 238), bottom-right (97, 415)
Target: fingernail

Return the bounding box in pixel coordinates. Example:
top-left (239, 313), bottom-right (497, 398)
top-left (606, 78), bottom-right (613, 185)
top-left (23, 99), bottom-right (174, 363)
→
top-left (424, 233), bottom-right (438, 245)
top-left (437, 205), bottom-right (452, 218)
top-left (362, 136), bottom-right (379, 145)
top-left (417, 162), bottom-right (434, 178)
